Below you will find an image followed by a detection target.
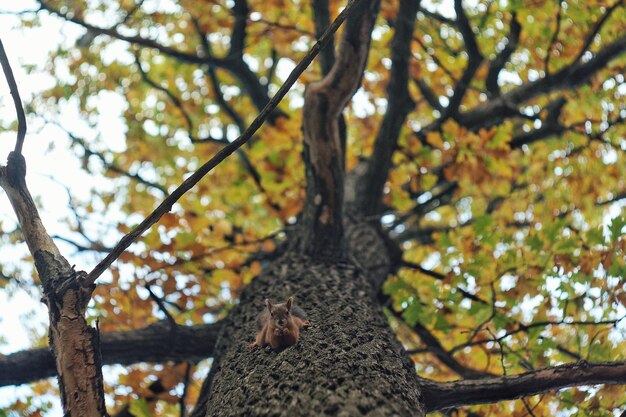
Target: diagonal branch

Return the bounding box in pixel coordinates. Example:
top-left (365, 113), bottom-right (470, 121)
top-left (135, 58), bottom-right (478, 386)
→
top-left (86, 0), bottom-right (368, 284)
top-left (38, 1), bottom-right (208, 65)
top-left (411, 321), bottom-right (494, 379)
top-left (420, 361), bottom-right (626, 412)
top-left (571, 1), bottom-right (623, 65)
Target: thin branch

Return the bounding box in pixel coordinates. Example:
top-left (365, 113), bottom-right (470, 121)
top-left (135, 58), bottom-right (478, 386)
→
top-left (413, 77), bottom-right (443, 111)
top-left (134, 54), bottom-right (194, 133)
top-left (411, 321), bottom-right (494, 379)
top-left (455, 33), bottom-right (626, 131)
top-left (420, 361), bottom-right (626, 412)
top-left (572, 1), bottom-right (623, 65)
top-left (0, 38), bottom-right (27, 154)
top-left (38, 0), bottom-right (208, 65)
top-left (544, 2), bottom-right (562, 75)
top-left (146, 285), bottom-right (177, 327)
top-left (417, 5), bottom-right (456, 25)
top-left (86, 0), bottom-right (367, 284)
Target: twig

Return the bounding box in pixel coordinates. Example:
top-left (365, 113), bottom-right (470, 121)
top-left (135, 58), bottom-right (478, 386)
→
top-left (0, 39), bottom-right (27, 155)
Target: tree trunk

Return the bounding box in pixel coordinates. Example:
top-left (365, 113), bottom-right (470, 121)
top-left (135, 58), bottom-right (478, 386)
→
top-left (192, 251), bottom-right (424, 417)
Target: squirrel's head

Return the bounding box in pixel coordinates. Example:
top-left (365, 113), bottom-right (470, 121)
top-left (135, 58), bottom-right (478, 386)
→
top-left (266, 297), bottom-right (293, 328)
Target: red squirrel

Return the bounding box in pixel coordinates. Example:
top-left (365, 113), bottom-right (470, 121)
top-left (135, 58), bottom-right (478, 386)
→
top-left (249, 297), bottom-right (310, 350)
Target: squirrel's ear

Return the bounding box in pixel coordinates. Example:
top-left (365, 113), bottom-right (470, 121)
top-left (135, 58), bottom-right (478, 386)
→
top-left (286, 297), bottom-right (293, 311)
top-left (265, 298), bottom-right (273, 312)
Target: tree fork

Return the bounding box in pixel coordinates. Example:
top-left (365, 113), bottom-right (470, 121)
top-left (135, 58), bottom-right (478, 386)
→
top-left (297, 0), bottom-right (380, 257)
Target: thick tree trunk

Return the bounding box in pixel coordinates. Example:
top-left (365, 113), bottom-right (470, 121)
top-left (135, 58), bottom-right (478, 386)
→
top-left (192, 252), bottom-right (424, 417)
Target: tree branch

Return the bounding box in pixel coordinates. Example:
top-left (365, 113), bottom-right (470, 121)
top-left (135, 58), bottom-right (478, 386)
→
top-left (486, 12), bottom-right (520, 97)
top-left (312, 0), bottom-right (336, 76)
top-left (354, 0), bottom-right (418, 216)
top-left (421, 361), bottom-right (626, 412)
top-left (454, 34), bottom-right (626, 131)
top-left (0, 321), bottom-right (221, 387)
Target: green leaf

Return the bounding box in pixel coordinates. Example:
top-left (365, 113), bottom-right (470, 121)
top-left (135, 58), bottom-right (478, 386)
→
top-left (586, 227), bottom-right (606, 246)
top-left (608, 216), bottom-right (626, 243)
top-left (527, 234), bottom-right (544, 251)
top-left (402, 300), bottom-right (424, 326)
top-left (129, 398), bottom-right (152, 417)
top-left (473, 214), bottom-right (493, 236)
top-left (554, 238), bottom-right (579, 254)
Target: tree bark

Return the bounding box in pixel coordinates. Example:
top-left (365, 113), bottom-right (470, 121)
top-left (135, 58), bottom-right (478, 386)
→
top-left (0, 153), bottom-right (108, 417)
top-left (191, 253), bottom-right (424, 417)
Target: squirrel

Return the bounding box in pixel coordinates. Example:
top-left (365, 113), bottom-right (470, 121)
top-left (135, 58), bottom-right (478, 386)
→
top-left (249, 297), bottom-right (310, 350)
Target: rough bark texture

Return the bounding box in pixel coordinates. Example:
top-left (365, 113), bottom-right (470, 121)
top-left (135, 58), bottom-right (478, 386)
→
top-left (191, 253), bottom-right (424, 417)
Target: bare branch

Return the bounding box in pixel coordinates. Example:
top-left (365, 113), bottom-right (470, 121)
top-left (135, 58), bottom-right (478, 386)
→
top-left (0, 38), bottom-right (27, 154)
top-left (86, 0), bottom-right (368, 284)
top-left (421, 361), bottom-right (626, 412)
top-left (456, 34), bottom-right (626, 130)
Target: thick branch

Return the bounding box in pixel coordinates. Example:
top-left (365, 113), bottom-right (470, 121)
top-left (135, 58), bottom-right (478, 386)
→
top-left (312, 0), bottom-right (336, 76)
top-left (455, 34), bottom-right (626, 130)
top-left (354, 0), bottom-right (418, 216)
top-left (421, 361), bottom-right (626, 412)
top-left (0, 321), bottom-right (221, 387)
top-left (87, 0), bottom-right (365, 283)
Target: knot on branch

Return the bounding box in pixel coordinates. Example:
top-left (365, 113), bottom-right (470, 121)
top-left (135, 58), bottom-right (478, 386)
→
top-left (42, 266), bottom-right (95, 311)
top-left (7, 151), bottom-right (26, 188)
